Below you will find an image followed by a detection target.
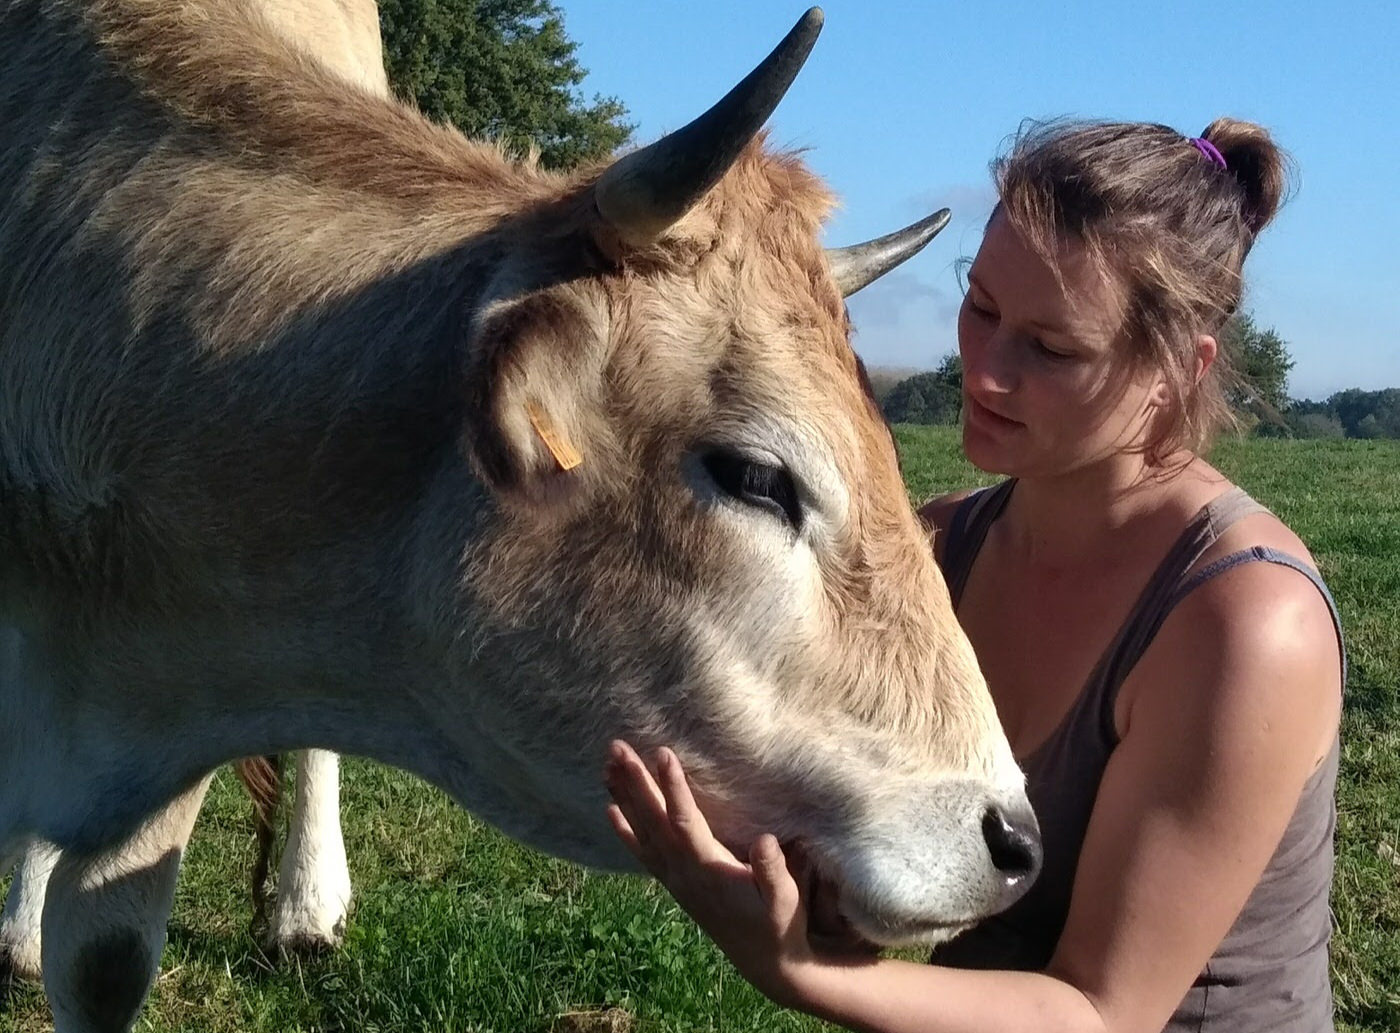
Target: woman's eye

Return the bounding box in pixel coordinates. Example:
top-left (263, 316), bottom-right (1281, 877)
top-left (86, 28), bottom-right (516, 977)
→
top-left (1033, 339), bottom-right (1074, 361)
top-left (701, 449), bottom-right (803, 532)
top-left (966, 296), bottom-right (996, 320)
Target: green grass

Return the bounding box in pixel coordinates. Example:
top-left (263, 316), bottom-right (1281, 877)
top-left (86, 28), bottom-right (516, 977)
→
top-left (3, 429), bottom-right (1397, 1032)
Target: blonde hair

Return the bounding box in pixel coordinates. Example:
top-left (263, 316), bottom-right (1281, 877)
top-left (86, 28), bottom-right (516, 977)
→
top-left (993, 118), bottom-right (1292, 461)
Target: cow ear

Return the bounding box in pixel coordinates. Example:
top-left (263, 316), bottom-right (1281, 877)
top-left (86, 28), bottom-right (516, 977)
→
top-left (461, 291), bottom-right (600, 504)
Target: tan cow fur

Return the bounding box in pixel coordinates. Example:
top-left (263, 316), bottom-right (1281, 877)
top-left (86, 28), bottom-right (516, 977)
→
top-left (257, 0), bottom-right (388, 97)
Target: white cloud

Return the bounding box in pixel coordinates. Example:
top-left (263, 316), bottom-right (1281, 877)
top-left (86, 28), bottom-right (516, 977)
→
top-left (905, 183), bottom-right (999, 230)
top-left (846, 270), bottom-right (962, 370)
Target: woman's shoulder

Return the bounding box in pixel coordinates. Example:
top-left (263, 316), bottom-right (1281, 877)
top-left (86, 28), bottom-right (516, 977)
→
top-left (1179, 468), bottom-right (1323, 595)
top-left (915, 489), bottom-right (981, 533)
top-left (1126, 541), bottom-right (1343, 760)
top-left (916, 487), bottom-right (988, 568)
top-left (1202, 497), bottom-right (1318, 571)
top-left (1121, 472), bottom-right (1342, 753)
top-left (1158, 460), bottom-right (1320, 572)
top-left (1177, 468), bottom-right (1334, 656)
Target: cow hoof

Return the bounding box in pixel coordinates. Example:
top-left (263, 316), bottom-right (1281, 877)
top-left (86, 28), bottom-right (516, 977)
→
top-left (265, 913), bottom-right (346, 957)
top-left (267, 928), bottom-right (342, 957)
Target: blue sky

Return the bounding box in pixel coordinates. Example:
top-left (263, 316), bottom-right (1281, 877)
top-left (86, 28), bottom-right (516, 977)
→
top-left (562, 2), bottom-right (1397, 399)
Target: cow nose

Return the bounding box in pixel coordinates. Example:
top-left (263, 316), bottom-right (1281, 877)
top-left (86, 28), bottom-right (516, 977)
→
top-left (982, 804), bottom-right (1042, 888)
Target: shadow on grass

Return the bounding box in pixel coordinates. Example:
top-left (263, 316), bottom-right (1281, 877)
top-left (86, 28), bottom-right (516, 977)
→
top-left (1341, 655), bottom-right (1397, 723)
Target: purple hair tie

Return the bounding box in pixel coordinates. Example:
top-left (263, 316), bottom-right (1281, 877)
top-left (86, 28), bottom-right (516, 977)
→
top-left (1190, 137), bottom-right (1227, 170)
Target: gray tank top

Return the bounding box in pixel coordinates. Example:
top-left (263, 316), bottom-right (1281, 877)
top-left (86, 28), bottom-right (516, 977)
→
top-left (931, 481), bottom-right (1342, 1033)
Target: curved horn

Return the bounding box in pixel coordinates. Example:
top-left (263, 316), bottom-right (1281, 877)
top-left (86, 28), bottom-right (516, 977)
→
top-left (594, 8), bottom-right (824, 245)
top-left (826, 208), bottom-right (952, 297)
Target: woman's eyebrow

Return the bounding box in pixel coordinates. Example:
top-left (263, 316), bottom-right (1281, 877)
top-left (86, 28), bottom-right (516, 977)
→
top-left (1027, 316), bottom-right (1071, 338)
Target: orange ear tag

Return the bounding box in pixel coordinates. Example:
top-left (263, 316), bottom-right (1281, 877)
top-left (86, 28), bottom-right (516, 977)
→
top-left (524, 402), bottom-right (583, 471)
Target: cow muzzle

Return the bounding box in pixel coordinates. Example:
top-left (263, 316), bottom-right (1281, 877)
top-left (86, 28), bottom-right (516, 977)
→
top-left (803, 779), bottom-right (1043, 947)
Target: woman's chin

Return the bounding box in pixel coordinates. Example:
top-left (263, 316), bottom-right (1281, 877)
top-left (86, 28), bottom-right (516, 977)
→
top-left (961, 422), bottom-right (1019, 476)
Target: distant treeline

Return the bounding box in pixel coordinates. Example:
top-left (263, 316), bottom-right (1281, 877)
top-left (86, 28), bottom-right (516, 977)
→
top-left (1283, 389), bottom-right (1400, 440)
top-left (878, 355), bottom-right (963, 427)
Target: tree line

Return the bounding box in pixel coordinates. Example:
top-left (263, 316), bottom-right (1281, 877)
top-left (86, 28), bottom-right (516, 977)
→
top-left (881, 314), bottom-right (1399, 441)
top-left (1285, 390), bottom-right (1400, 440)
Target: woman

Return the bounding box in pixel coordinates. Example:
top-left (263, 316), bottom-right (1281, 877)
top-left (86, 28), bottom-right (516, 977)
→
top-left (604, 117), bottom-right (1344, 1033)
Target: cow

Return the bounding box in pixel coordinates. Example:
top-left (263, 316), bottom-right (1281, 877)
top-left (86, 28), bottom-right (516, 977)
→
top-left (0, 3), bottom-right (1042, 1032)
top-left (1, 0), bottom-right (391, 976)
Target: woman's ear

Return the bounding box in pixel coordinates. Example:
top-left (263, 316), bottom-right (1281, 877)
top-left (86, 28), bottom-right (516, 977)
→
top-left (1146, 374), bottom-right (1173, 408)
top-left (1146, 334), bottom-right (1217, 409)
top-left (1195, 333), bottom-right (1219, 384)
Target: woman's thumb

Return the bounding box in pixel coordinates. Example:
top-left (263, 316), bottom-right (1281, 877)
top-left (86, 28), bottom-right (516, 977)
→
top-left (750, 834), bottom-right (803, 927)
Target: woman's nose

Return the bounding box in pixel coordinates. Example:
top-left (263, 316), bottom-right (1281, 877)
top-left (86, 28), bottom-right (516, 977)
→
top-left (964, 331), bottom-right (1017, 396)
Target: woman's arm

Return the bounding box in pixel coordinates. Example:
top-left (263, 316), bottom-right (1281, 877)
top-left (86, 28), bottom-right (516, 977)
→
top-left (1044, 558), bottom-right (1341, 1031)
top-left (604, 560), bottom-right (1340, 1033)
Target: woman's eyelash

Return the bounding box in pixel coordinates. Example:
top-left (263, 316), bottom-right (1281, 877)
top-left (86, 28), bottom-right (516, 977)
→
top-left (1033, 339), bottom-right (1073, 360)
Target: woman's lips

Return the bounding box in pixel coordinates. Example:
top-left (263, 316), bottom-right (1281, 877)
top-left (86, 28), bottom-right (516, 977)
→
top-left (965, 394), bottom-right (1022, 431)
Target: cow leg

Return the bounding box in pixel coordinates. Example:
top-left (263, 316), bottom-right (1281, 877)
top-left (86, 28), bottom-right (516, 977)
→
top-left (269, 749), bottom-right (351, 953)
top-left (42, 774), bottom-right (212, 1033)
top-left (1, 837), bottom-right (59, 984)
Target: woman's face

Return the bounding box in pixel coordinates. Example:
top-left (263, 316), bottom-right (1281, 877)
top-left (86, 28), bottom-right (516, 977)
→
top-left (957, 212), bottom-right (1169, 478)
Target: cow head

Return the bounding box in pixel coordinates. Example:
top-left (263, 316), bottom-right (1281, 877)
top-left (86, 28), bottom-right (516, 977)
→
top-left (413, 9), bottom-right (1038, 946)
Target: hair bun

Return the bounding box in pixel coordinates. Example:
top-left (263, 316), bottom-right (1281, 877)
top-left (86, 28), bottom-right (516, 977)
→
top-left (1200, 117), bottom-right (1293, 235)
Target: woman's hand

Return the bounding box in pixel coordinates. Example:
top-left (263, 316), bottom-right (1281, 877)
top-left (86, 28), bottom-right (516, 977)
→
top-left (603, 740), bottom-right (1109, 1033)
top-left (603, 739), bottom-right (825, 1008)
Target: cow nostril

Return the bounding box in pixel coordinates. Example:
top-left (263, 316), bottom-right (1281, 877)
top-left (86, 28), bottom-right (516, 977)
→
top-left (981, 805), bottom-right (1042, 881)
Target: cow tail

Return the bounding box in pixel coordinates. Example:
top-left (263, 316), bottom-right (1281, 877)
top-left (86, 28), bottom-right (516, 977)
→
top-left (233, 754), bottom-right (283, 934)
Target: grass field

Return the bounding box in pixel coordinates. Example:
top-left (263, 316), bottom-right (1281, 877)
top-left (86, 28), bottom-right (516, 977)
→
top-left (3, 428), bottom-right (1397, 1033)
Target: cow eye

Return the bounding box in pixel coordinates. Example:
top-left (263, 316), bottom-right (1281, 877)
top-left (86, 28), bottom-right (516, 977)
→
top-left (701, 448), bottom-right (803, 532)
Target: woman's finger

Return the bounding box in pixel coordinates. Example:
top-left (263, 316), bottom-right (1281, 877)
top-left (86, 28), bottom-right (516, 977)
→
top-left (606, 785), bottom-right (661, 871)
top-left (749, 833), bottom-right (806, 937)
top-left (606, 801), bottom-right (640, 853)
top-left (607, 800), bottom-right (670, 879)
top-left (606, 740), bottom-right (673, 835)
top-left (654, 748), bottom-right (736, 867)
top-left (605, 750), bottom-right (670, 876)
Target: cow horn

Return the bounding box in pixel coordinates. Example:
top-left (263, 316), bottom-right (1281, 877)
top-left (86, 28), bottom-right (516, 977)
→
top-left (826, 208), bottom-right (953, 297)
top-left (593, 8), bottom-right (824, 246)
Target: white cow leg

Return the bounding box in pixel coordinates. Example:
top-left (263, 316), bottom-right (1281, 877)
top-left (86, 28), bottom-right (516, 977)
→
top-left (1, 837), bottom-right (59, 983)
top-left (42, 774), bottom-right (212, 1033)
top-left (269, 749), bottom-right (351, 953)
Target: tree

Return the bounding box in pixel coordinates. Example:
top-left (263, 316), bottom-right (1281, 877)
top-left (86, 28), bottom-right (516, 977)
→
top-left (1328, 388), bottom-right (1400, 439)
top-left (1355, 414), bottom-right (1385, 439)
top-left (932, 352), bottom-right (963, 393)
top-left (1291, 412), bottom-right (1346, 439)
top-left (378, 0), bottom-right (633, 170)
top-left (863, 367), bottom-right (918, 406)
top-left (1219, 312), bottom-right (1295, 419)
top-left (882, 357), bottom-right (963, 426)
